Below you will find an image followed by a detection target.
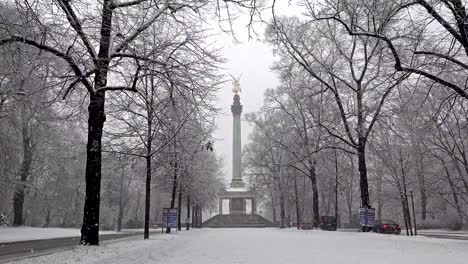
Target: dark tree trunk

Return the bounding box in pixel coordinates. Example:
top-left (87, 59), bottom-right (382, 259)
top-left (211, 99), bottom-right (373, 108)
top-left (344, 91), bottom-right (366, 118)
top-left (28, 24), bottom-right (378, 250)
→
top-left (376, 174), bottom-right (383, 223)
top-left (177, 188), bottom-right (182, 231)
top-left (43, 209), bottom-right (51, 228)
top-left (80, 0), bottom-right (113, 245)
top-left (198, 205), bottom-right (203, 228)
top-left (192, 205), bottom-right (201, 228)
top-left (167, 157), bottom-right (178, 233)
top-left (400, 154), bottom-right (413, 235)
top-left (12, 188), bottom-right (25, 226)
top-left (309, 165), bottom-right (320, 228)
top-left (191, 206), bottom-right (195, 228)
top-left (117, 162), bottom-right (125, 232)
top-left (335, 149), bottom-right (339, 227)
top-left (186, 195), bottom-right (190, 230)
top-left (117, 207), bottom-right (123, 232)
top-left (357, 143), bottom-right (370, 208)
top-left (294, 176), bottom-right (301, 229)
top-left (80, 91), bottom-right (106, 245)
top-left (13, 108), bottom-right (33, 226)
top-left (400, 194), bottom-right (410, 236)
top-left (280, 192), bottom-right (286, 228)
top-left (144, 153), bottom-right (151, 238)
top-left (325, 186), bottom-right (332, 215)
top-left (144, 73), bottom-right (154, 239)
top-left (272, 205), bottom-right (277, 224)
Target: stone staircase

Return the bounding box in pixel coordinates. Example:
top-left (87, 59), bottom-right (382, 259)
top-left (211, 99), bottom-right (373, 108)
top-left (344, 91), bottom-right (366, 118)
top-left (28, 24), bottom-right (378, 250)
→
top-left (203, 214), bottom-right (274, 228)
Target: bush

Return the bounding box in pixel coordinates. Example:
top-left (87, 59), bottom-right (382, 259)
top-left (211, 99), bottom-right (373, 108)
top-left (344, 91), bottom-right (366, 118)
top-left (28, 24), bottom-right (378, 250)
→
top-left (0, 212), bottom-right (9, 226)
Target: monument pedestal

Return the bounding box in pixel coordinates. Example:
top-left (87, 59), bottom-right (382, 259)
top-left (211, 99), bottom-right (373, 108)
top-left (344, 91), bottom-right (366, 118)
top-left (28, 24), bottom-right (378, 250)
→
top-left (205, 187), bottom-right (273, 228)
top-left (217, 188), bottom-right (256, 215)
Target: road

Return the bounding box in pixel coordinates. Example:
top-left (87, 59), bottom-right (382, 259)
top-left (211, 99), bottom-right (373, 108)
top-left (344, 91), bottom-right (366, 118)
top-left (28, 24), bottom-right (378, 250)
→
top-left (416, 230), bottom-right (468, 240)
top-left (0, 231), bottom-right (160, 263)
top-left (3, 228), bottom-right (468, 263)
top-left (8, 228), bottom-right (468, 264)
top-left (339, 228), bottom-right (468, 240)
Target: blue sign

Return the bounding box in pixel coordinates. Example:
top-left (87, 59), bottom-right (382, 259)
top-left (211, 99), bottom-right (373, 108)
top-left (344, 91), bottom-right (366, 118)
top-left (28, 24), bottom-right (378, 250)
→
top-left (359, 207), bottom-right (375, 227)
top-left (162, 208), bottom-right (178, 228)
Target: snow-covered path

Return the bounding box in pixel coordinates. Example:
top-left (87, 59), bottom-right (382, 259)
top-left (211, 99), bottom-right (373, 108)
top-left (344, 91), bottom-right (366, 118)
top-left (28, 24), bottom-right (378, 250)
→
top-left (10, 228), bottom-right (468, 264)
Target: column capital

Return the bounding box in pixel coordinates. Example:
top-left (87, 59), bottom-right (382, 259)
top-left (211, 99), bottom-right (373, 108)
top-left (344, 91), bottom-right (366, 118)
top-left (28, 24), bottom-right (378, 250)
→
top-left (231, 94), bottom-right (242, 115)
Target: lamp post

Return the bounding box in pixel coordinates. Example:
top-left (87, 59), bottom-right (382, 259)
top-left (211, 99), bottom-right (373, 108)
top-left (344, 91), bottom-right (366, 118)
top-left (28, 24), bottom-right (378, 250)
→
top-left (334, 149), bottom-right (339, 230)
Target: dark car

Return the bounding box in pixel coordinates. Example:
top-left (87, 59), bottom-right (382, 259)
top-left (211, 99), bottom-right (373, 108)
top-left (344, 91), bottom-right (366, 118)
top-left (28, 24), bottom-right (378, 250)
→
top-left (373, 220), bottom-right (401, 234)
top-left (300, 223), bottom-right (314, 230)
top-left (319, 216), bottom-right (337, 231)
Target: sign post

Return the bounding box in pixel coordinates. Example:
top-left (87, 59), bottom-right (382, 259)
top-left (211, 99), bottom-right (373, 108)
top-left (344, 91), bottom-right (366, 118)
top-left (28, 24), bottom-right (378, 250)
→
top-left (162, 208), bottom-right (178, 233)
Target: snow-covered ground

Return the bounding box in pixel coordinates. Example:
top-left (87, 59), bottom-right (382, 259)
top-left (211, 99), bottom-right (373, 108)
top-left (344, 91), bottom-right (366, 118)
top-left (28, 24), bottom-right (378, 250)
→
top-left (0, 227), bottom-right (145, 243)
top-left (8, 228), bottom-right (468, 264)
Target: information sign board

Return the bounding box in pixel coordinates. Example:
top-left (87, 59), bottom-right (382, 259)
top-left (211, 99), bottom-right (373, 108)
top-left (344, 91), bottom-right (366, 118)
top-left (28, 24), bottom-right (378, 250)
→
top-left (162, 208), bottom-right (178, 228)
top-left (359, 207), bottom-right (375, 227)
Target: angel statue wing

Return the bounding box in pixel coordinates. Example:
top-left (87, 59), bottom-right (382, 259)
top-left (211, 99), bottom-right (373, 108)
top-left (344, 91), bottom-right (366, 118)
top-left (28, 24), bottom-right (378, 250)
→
top-left (229, 73), bottom-right (242, 94)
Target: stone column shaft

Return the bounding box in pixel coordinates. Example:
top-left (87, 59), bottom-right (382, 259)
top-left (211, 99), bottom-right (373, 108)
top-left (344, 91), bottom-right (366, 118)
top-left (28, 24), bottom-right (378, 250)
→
top-left (230, 94), bottom-right (244, 188)
top-left (233, 112), bottom-right (241, 180)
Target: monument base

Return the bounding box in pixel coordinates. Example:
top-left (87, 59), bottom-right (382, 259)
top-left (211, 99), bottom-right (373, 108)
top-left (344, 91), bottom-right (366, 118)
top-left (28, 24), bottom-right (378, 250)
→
top-left (229, 179), bottom-right (245, 188)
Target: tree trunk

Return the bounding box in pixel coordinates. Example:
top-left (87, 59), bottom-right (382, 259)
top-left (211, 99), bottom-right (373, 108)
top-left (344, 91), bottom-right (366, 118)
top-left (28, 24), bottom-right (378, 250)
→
top-left (335, 150), bottom-right (339, 227)
top-left (444, 160), bottom-right (464, 230)
top-left (186, 195), bottom-right (190, 230)
top-left (198, 205), bottom-right (203, 228)
top-left (42, 209), bottom-right (51, 228)
top-left (280, 192), bottom-right (286, 228)
top-left (294, 176), bottom-right (301, 229)
top-left (13, 106), bottom-right (33, 226)
top-left (134, 187), bottom-right (141, 221)
top-left (144, 153), bottom-right (151, 238)
top-left (400, 193), bottom-right (410, 236)
top-left (376, 173), bottom-right (383, 223)
top-left (80, 91), bottom-right (106, 245)
top-left (191, 206), bottom-right (195, 228)
top-left (167, 157), bottom-right (178, 233)
top-left (309, 164), bottom-right (320, 228)
top-left (400, 154), bottom-right (413, 235)
top-left (272, 201), bottom-right (277, 225)
top-left (416, 159), bottom-right (427, 222)
top-left (357, 143), bottom-right (370, 208)
top-left (117, 162), bottom-right (125, 232)
top-left (80, 0), bottom-right (113, 245)
top-left (458, 152), bottom-right (468, 195)
top-left (177, 188), bottom-right (182, 231)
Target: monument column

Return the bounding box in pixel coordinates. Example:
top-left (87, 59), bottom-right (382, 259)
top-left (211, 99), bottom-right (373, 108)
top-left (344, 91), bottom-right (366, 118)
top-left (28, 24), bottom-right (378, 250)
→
top-left (230, 93), bottom-right (244, 188)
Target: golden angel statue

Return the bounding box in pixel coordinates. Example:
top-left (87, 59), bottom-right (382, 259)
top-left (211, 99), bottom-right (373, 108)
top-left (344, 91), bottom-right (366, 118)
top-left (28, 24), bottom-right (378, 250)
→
top-left (229, 74), bottom-right (242, 94)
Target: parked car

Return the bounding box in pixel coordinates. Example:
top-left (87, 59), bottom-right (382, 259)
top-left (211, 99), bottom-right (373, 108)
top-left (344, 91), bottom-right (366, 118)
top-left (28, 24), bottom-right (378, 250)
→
top-left (373, 220), bottom-right (401, 234)
top-left (300, 223), bottom-right (314, 230)
top-left (319, 216), bottom-right (337, 231)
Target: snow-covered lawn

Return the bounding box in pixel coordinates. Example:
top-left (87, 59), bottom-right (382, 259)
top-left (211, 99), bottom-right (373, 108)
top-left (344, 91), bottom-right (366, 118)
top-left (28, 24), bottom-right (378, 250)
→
top-left (0, 227), bottom-right (139, 243)
top-left (8, 228), bottom-right (468, 264)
